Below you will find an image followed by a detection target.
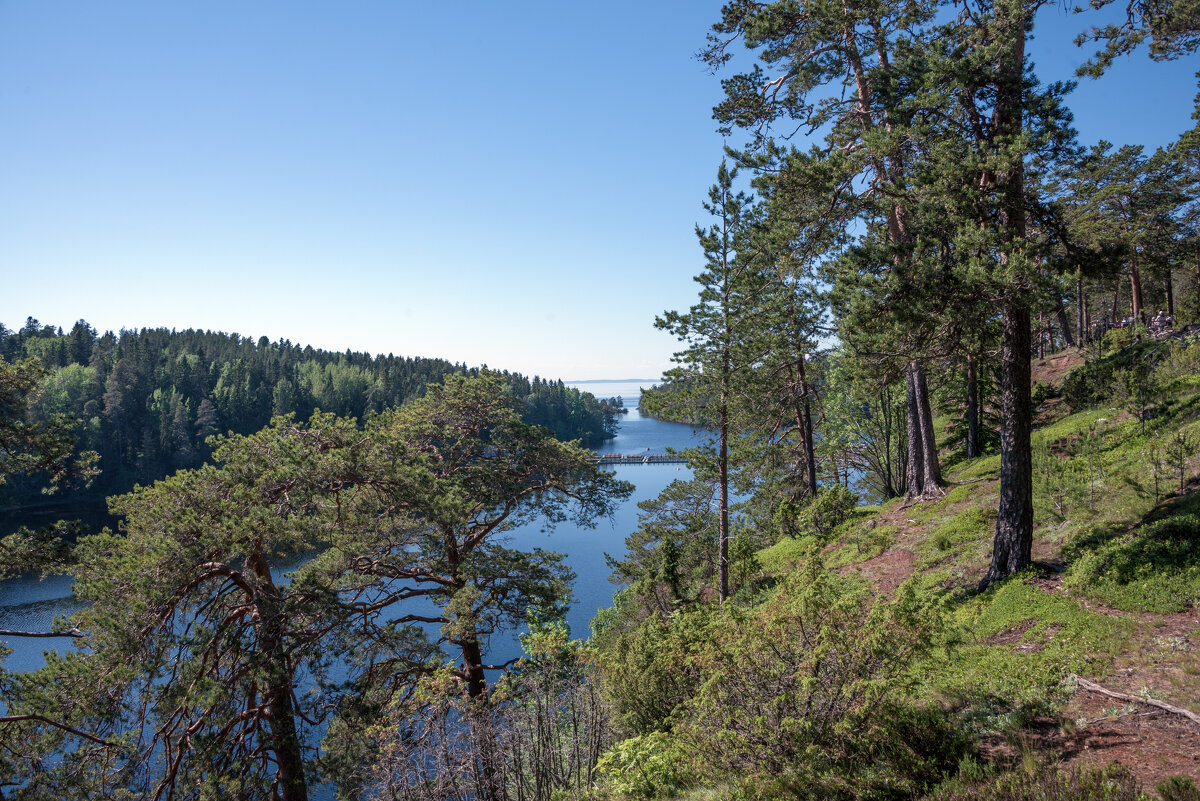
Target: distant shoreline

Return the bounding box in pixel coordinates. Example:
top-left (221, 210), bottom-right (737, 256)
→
top-left (566, 378), bottom-right (658, 384)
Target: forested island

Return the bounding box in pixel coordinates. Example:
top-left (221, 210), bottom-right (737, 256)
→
top-left (4, 0), bottom-right (1200, 799)
top-left (0, 319), bottom-right (622, 520)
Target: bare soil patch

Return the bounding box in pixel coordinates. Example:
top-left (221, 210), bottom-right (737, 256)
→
top-left (845, 547), bottom-right (916, 597)
top-left (983, 619), bottom-right (1038, 646)
top-left (1058, 689), bottom-right (1200, 787)
top-left (1032, 351), bottom-right (1085, 386)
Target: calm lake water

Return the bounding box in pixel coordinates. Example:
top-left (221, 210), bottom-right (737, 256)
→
top-left (0, 380), bottom-right (702, 674)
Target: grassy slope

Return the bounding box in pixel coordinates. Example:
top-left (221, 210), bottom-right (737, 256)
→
top-left (756, 346), bottom-right (1200, 790)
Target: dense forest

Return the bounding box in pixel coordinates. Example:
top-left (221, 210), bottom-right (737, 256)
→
top-left (3, 0), bottom-right (1200, 799)
top-left (0, 319), bottom-right (621, 515)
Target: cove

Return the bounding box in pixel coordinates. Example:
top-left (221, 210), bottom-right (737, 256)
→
top-left (0, 381), bottom-right (702, 677)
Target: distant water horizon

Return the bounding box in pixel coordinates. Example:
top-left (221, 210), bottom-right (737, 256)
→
top-left (565, 379), bottom-right (658, 403)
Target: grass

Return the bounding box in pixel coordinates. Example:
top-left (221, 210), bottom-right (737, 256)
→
top-left (917, 507), bottom-right (997, 570)
top-left (1064, 493), bottom-right (1200, 613)
top-left (826, 523), bottom-right (898, 568)
top-left (732, 340), bottom-right (1199, 795)
top-left (929, 576), bottom-right (1134, 709)
top-left (756, 534), bottom-right (819, 574)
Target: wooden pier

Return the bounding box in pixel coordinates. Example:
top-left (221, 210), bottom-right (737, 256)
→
top-left (590, 453), bottom-right (687, 466)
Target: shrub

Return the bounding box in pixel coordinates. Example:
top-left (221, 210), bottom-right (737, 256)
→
top-left (1032, 381), bottom-right (1059, 407)
top-left (677, 562), bottom-right (964, 799)
top-left (1103, 326), bottom-right (1136, 354)
top-left (794, 486), bottom-right (859, 541)
top-left (595, 732), bottom-right (695, 799)
top-left (1062, 359), bottom-right (1119, 411)
top-left (1065, 509), bottom-right (1200, 613)
top-left (927, 763), bottom-right (1143, 801)
top-left (1158, 776), bottom-right (1200, 801)
top-left (595, 608), bottom-right (711, 736)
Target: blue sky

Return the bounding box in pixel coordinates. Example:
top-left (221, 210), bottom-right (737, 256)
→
top-left (1, 2), bottom-right (1196, 381)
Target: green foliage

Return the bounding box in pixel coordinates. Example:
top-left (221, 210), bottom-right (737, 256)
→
top-left (1157, 342), bottom-right (1200, 385)
top-left (825, 523), bottom-right (898, 569)
top-left (1103, 326), bottom-right (1136, 355)
top-left (607, 478), bottom-right (718, 615)
top-left (0, 321), bottom-right (618, 518)
top-left (1157, 776), bottom-right (1200, 801)
top-left (790, 486), bottom-right (859, 542)
top-left (1, 374), bottom-right (631, 798)
top-left (756, 533), bottom-right (821, 574)
top-left (1061, 340), bottom-right (1173, 413)
top-left (0, 355), bottom-right (98, 578)
top-left (1031, 381), bottom-right (1059, 407)
top-left (1065, 496), bottom-right (1200, 613)
top-left (0, 355), bottom-right (98, 495)
top-left (595, 608), bottom-right (712, 737)
top-left (932, 577), bottom-right (1133, 709)
top-left (928, 763), bottom-right (1145, 801)
top-left (596, 732), bottom-right (697, 799)
top-left (1062, 356), bottom-right (1119, 411)
top-left (1033, 436), bottom-right (1087, 521)
top-left (730, 527), bottom-right (761, 591)
top-left (918, 508), bottom-right (996, 568)
top-left (672, 564), bottom-right (961, 800)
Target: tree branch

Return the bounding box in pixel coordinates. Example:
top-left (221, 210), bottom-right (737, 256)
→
top-left (1072, 674), bottom-right (1200, 727)
top-left (0, 714), bottom-right (118, 746)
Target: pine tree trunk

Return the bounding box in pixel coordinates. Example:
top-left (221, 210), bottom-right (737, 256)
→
top-left (718, 390), bottom-right (730, 603)
top-left (1195, 258), bottom-right (1200, 319)
top-left (248, 552), bottom-right (309, 801)
top-left (1083, 283), bottom-right (1092, 344)
top-left (915, 363), bottom-right (941, 488)
top-left (1166, 271), bottom-right (1175, 318)
top-left (462, 638), bottom-right (488, 701)
top-left (881, 387), bottom-right (898, 497)
top-left (982, 300), bottom-right (1034, 589)
top-left (982, 0), bottom-right (1033, 590)
top-left (460, 639), bottom-right (508, 800)
top-left (905, 364), bottom-right (925, 499)
top-left (267, 662), bottom-right (309, 801)
top-left (905, 362), bottom-right (941, 499)
top-left (966, 355), bottom-right (980, 459)
top-left (797, 353), bottom-right (818, 499)
top-left (1056, 301), bottom-right (1075, 348)
top-left (1077, 274), bottom-right (1086, 345)
top-left (1131, 257), bottom-right (1145, 325)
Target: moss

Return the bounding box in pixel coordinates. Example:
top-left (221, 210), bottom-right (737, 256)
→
top-left (941, 482), bottom-right (986, 506)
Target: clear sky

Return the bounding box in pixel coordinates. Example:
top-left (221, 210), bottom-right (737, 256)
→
top-left (1, 2), bottom-right (1196, 381)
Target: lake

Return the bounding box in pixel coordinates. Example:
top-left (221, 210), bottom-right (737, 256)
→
top-left (0, 380), bottom-right (703, 674)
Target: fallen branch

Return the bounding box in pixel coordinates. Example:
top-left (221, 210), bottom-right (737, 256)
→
top-left (1071, 674), bottom-right (1200, 727)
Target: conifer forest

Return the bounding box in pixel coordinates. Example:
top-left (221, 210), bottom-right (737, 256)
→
top-left (3, 1), bottom-right (1200, 799)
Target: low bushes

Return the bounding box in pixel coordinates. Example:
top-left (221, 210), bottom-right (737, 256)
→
top-left (1066, 503), bottom-right (1200, 613)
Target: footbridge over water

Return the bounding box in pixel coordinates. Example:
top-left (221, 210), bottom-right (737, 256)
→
top-left (590, 452), bottom-right (688, 466)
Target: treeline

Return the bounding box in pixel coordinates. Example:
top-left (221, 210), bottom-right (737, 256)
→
top-left (0, 318), bottom-right (620, 508)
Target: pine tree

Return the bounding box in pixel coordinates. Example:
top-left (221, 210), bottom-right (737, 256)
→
top-left (656, 160), bottom-right (757, 602)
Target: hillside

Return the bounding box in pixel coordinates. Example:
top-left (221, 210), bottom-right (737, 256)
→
top-left (0, 319), bottom-right (621, 520)
top-left (743, 343), bottom-right (1200, 795)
